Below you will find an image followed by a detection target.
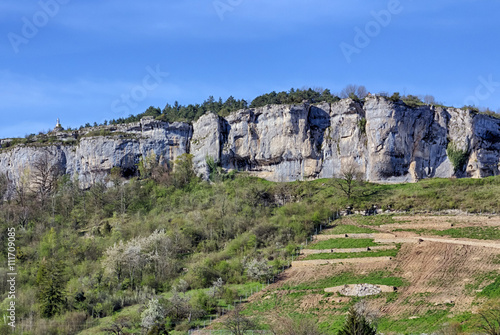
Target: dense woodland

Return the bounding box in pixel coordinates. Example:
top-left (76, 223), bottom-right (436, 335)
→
top-left (107, 87), bottom-right (342, 126)
top-left (1, 149), bottom-right (500, 334)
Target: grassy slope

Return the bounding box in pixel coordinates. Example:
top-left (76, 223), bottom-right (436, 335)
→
top-left (1, 175), bottom-right (500, 334)
top-left (307, 238), bottom-right (379, 249)
top-left (302, 248), bottom-right (399, 260)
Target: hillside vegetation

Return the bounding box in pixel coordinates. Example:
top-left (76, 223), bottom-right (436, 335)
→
top-left (1, 159), bottom-right (500, 334)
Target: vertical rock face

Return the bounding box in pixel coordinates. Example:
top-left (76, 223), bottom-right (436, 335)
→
top-left (0, 118), bottom-right (192, 189)
top-left (363, 97), bottom-right (452, 182)
top-left (219, 104), bottom-right (321, 181)
top-left (1, 97), bottom-right (500, 189)
top-left (190, 96), bottom-right (500, 182)
top-left (320, 99), bottom-right (367, 179)
top-left (191, 113), bottom-right (225, 178)
top-left (468, 114), bottom-right (500, 177)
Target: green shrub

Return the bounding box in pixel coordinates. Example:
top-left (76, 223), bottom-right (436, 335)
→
top-left (479, 276), bottom-right (500, 298)
top-left (349, 92), bottom-right (360, 102)
top-left (446, 141), bottom-right (469, 173)
top-left (390, 92), bottom-right (401, 102)
top-left (402, 95), bottom-right (424, 108)
top-left (358, 117), bottom-right (367, 135)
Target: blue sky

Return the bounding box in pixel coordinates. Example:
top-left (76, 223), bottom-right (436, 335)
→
top-left (1, 0), bottom-right (499, 138)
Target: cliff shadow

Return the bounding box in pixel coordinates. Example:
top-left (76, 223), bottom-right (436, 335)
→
top-left (308, 105), bottom-right (331, 157)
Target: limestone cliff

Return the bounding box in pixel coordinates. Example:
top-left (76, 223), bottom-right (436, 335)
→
top-left (1, 96), bottom-right (499, 189)
top-left (0, 118), bottom-right (191, 189)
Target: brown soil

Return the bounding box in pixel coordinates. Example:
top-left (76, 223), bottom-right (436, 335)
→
top-left (281, 216), bottom-right (500, 317)
top-left (292, 256), bottom-right (394, 267)
top-left (301, 245), bottom-right (397, 255)
top-left (315, 233), bottom-right (397, 240)
top-left (209, 215), bottom-right (500, 331)
top-left (383, 215), bottom-right (500, 231)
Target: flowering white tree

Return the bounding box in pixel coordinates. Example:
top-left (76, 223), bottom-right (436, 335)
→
top-left (208, 277), bottom-right (224, 298)
top-left (102, 230), bottom-right (177, 286)
top-left (141, 298), bottom-right (165, 331)
top-left (123, 240), bottom-right (143, 287)
top-left (102, 240), bottom-right (126, 281)
top-left (143, 229), bottom-right (174, 280)
top-left (245, 259), bottom-right (272, 282)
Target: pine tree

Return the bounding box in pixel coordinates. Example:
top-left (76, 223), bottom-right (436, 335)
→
top-left (37, 260), bottom-right (66, 318)
top-left (338, 306), bottom-right (376, 335)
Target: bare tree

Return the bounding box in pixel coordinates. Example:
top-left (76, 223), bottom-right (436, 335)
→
top-left (224, 304), bottom-right (256, 335)
top-left (13, 167), bottom-right (32, 228)
top-left (340, 84), bottom-right (356, 99)
top-left (32, 151), bottom-right (60, 207)
top-left (356, 86), bottom-right (368, 99)
top-left (102, 317), bottom-right (130, 335)
top-left (334, 161), bottom-right (364, 200)
top-left (274, 182), bottom-right (293, 205)
top-left (423, 95), bottom-right (436, 105)
top-left (312, 86), bottom-right (325, 94)
top-left (354, 300), bottom-right (380, 327)
top-left (166, 291), bottom-right (191, 322)
top-left (340, 84), bottom-right (368, 99)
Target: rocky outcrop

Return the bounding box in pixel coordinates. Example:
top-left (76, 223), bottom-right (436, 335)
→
top-left (195, 96), bottom-right (499, 182)
top-left (191, 113), bottom-right (226, 178)
top-left (325, 283), bottom-right (396, 297)
top-left (220, 103), bottom-right (321, 181)
top-left (0, 118), bottom-right (191, 189)
top-left (1, 97), bottom-right (499, 189)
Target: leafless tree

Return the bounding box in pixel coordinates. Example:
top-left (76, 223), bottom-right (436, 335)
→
top-left (340, 84), bottom-right (368, 99)
top-left (334, 160), bottom-right (364, 199)
top-left (312, 86), bottom-right (325, 94)
top-left (102, 317), bottom-right (130, 335)
top-left (166, 291), bottom-right (191, 322)
top-left (13, 167), bottom-right (32, 228)
top-left (223, 304), bottom-right (256, 335)
top-left (423, 95), bottom-right (436, 105)
top-left (354, 300), bottom-right (380, 326)
top-left (32, 151), bottom-right (61, 207)
top-left (274, 182), bottom-right (293, 205)
top-left (356, 86), bottom-right (368, 99)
